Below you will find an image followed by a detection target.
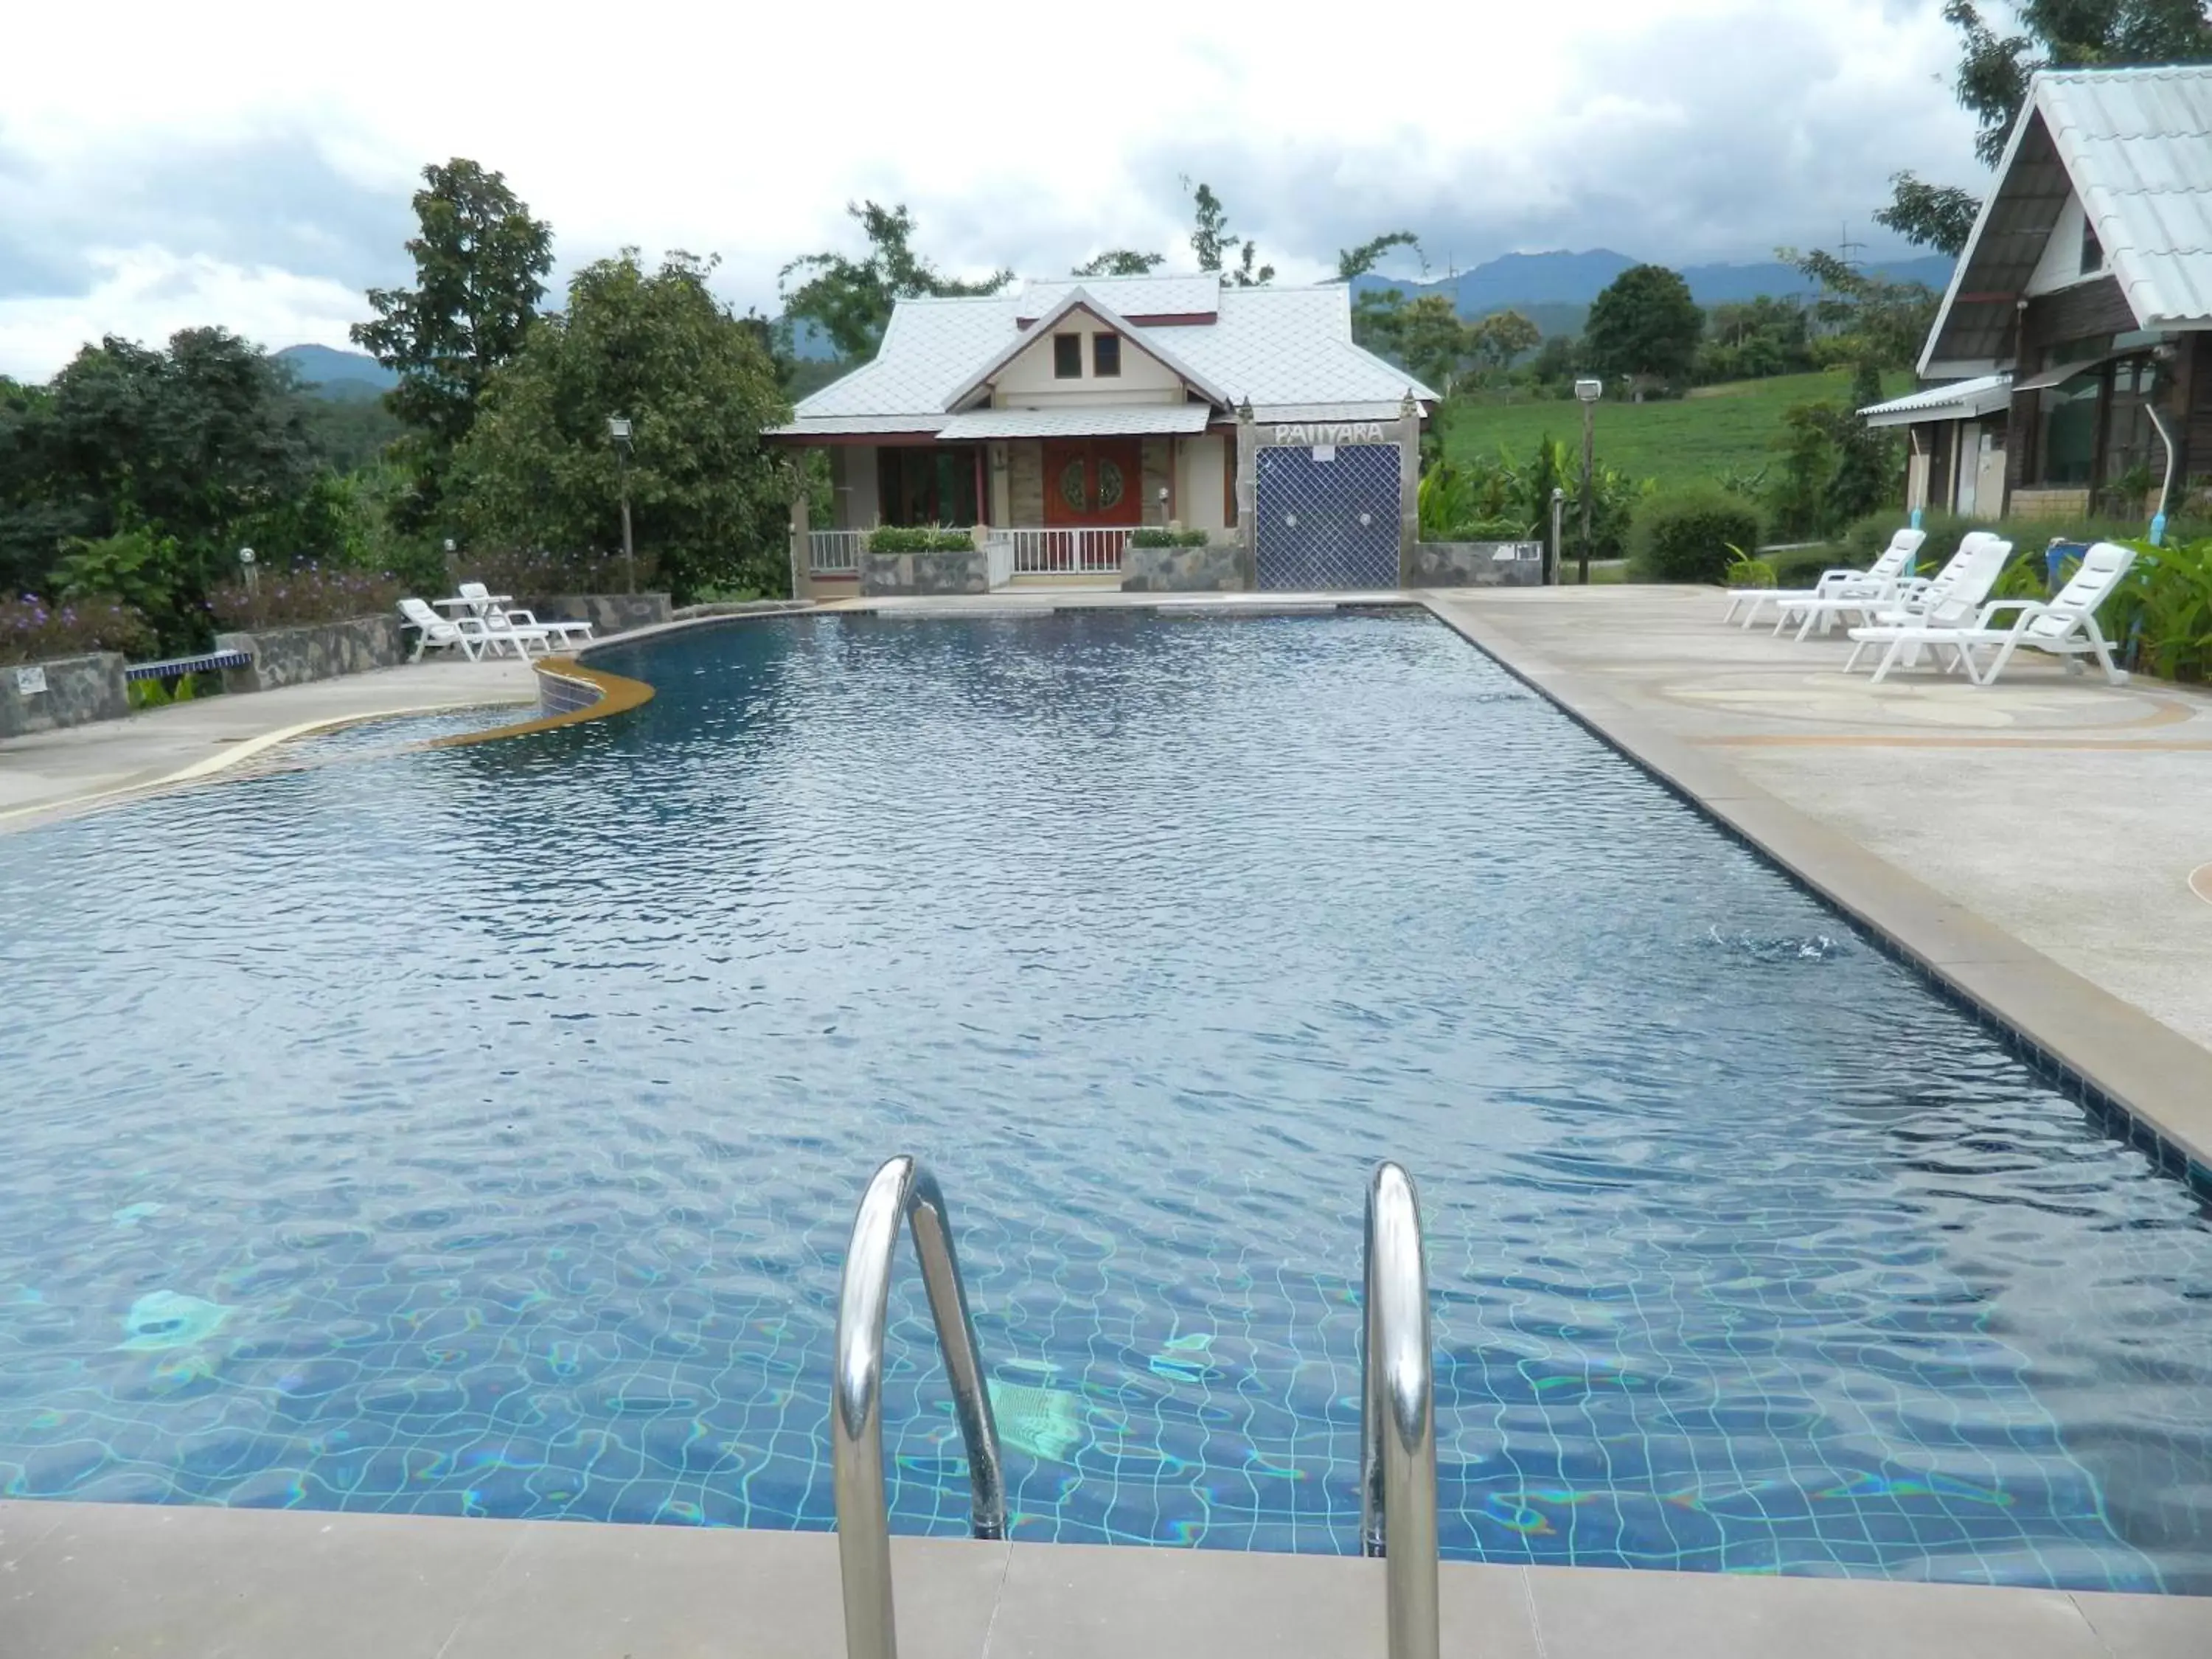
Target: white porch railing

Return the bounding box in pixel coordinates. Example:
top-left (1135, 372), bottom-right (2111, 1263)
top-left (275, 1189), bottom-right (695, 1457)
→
top-left (1007, 528), bottom-right (1131, 576)
top-left (808, 529), bottom-right (866, 575)
top-left (983, 531), bottom-right (1015, 590)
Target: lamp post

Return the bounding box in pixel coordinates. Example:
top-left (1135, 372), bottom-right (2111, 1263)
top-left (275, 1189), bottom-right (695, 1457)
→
top-left (1548, 487), bottom-right (1565, 586)
top-left (1573, 378), bottom-right (1602, 585)
top-left (237, 546), bottom-right (257, 599)
top-left (608, 416), bottom-right (636, 594)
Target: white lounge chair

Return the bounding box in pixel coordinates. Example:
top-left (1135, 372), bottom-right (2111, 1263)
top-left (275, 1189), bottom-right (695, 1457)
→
top-left (1790, 533), bottom-right (2011, 646)
top-left (457, 582), bottom-right (595, 649)
top-left (398, 597), bottom-right (490, 662)
top-left (1723, 529), bottom-right (1927, 628)
top-left (1846, 541), bottom-right (2138, 687)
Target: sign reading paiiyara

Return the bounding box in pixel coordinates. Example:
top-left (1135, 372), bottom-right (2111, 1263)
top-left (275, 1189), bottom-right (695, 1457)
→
top-left (768, 272), bottom-right (1436, 593)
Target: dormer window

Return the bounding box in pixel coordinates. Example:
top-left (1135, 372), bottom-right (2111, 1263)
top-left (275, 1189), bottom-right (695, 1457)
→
top-left (1093, 333), bottom-right (1121, 377)
top-left (1053, 333), bottom-right (1082, 378)
top-left (2081, 220), bottom-right (2104, 276)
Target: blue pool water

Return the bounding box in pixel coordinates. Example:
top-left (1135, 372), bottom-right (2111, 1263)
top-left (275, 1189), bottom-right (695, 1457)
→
top-left (2, 611), bottom-right (2209, 1591)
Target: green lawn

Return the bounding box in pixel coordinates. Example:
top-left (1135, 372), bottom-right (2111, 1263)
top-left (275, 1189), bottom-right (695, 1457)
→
top-left (1437, 369), bottom-right (1915, 492)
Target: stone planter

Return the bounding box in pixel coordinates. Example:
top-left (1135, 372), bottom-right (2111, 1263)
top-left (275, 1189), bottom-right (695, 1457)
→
top-left (1120, 541), bottom-right (1253, 593)
top-left (860, 549), bottom-right (990, 597)
top-left (0, 652), bottom-right (128, 740)
top-left (1402, 541), bottom-right (1545, 588)
top-left (515, 593), bottom-right (672, 637)
top-left (214, 616), bottom-right (403, 693)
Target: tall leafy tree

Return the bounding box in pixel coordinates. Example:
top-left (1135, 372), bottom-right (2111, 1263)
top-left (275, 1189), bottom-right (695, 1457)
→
top-left (1072, 250), bottom-right (1164, 276)
top-left (352, 159), bottom-right (554, 532)
top-left (1337, 232), bottom-right (1420, 281)
top-left (452, 251), bottom-right (793, 601)
top-left (1188, 182), bottom-right (1273, 286)
top-left (780, 202), bottom-right (1012, 362)
top-left (1582, 265), bottom-right (1705, 386)
top-left (1877, 2), bottom-right (2212, 253)
top-left (1784, 248), bottom-right (1940, 371)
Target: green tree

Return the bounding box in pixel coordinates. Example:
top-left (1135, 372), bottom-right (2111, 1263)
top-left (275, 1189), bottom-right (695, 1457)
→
top-left (780, 201), bottom-right (1012, 362)
top-left (1394, 296), bottom-right (1475, 395)
top-left (1337, 232), bottom-right (1420, 281)
top-left (0, 329), bottom-right (323, 641)
top-left (1877, 2), bottom-right (2212, 250)
top-left (352, 159), bottom-right (554, 533)
top-left (1784, 248), bottom-right (1940, 371)
top-left (1696, 296), bottom-right (1813, 383)
top-left (451, 250), bottom-right (794, 602)
top-left (1582, 265), bottom-right (1704, 386)
top-left (1073, 250), bottom-right (1164, 276)
top-left (1470, 310), bottom-right (1541, 374)
top-left (1188, 182), bottom-right (1273, 286)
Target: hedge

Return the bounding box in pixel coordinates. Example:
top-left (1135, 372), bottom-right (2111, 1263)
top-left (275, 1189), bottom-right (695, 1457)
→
top-left (1626, 485), bottom-right (1763, 584)
top-left (1128, 527), bottom-right (1210, 548)
top-left (866, 526), bottom-right (975, 554)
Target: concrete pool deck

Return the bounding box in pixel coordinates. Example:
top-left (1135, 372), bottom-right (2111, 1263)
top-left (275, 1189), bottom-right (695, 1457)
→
top-left (3, 1500), bottom-right (2205, 1658)
top-left (0, 657), bottom-right (538, 830)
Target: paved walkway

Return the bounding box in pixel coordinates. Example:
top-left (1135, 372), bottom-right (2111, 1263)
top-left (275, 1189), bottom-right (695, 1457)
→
top-left (2, 1501), bottom-right (2201, 1658)
top-left (0, 658), bottom-right (537, 830)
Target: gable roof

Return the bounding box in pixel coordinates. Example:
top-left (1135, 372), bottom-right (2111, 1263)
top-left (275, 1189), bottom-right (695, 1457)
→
top-left (777, 277), bottom-right (1436, 439)
top-left (938, 285), bottom-right (1231, 410)
top-left (1921, 65), bottom-right (2212, 375)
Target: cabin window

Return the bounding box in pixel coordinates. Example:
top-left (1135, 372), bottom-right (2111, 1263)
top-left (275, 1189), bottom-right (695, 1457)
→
top-left (1093, 333), bottom-right (1121, 377)
top-left (2037, 372), bottom-right (2101, 486)
top-left (2080, 220), bottom-right (2104, 276)
top-left (1053, 333), bottom-right (1082, 378)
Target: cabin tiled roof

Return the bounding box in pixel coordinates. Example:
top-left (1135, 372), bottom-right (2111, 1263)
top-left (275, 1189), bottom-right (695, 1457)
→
top-left (776, 276), bottom-right (1433, 438)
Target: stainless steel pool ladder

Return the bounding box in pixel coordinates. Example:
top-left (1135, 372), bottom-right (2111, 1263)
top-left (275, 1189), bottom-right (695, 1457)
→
top-left (830, 1155), bottom-right (1439, 1659)
top-left (832, 1155), bottom-right (1006, 1659)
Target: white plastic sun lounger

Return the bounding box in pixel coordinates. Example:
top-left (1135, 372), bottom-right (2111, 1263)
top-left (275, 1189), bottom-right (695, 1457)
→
top-left (397, 597), bottom-right (490, 661)
top-left (1846, 541), bottom-right (2137, 686)
top-left (457, 581), bottom-right (595, 650)
top-left (1787, 533), bottom-right (2011, 644)
top-left (1722, 528), bottom-right (1927, 628)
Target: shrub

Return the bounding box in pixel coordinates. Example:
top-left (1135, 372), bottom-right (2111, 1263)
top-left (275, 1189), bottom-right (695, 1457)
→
top-left (451, 546), bottom-right (658, 596)
top-left (2108, 536), bottom-right (2212, 683)
top-left (206, 565), bottom-right (402, 630)
top-left (1724, 557), bottom-right (1778, 589)
top-left (1627, 484), bottom-right (1762, 583)
top-left (866, 526), bottom-right (974, 554)
top-left (0, 594), bottom-right (155, 666)
top-left (1129, 527), bottom-right (1210, 548)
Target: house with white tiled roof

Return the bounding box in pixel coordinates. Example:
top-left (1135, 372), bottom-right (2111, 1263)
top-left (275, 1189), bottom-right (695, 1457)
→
top-left (1861, 65), bottom-right (2212, 526)
top-left (769, 274), bottom-right (1438, 593)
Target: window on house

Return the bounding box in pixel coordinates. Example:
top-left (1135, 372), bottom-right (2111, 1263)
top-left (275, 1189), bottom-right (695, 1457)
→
top-left (2081, 220), bottom-right (2104, 276)
top-left (2037, 372), bottom-right (2101, 486)
top-left (1093, 333), bottom-right (1121, 377)
top-left (1053, 333), bottom-right (1082, 378)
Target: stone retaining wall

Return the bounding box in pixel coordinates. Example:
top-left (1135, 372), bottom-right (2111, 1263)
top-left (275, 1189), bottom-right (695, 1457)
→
top-left (1120, 542), bottom-right (1253, 593)
top-left (1402, 541), bottom-right (1545, 588)
top-left (0, 653), bottom-right (128, 740)
top-left (860, 549), bottom-right (990, 597)
top-left (215, 616), bottom-right (404, 692)
top-left (518, 593), bottom-right (672, 636)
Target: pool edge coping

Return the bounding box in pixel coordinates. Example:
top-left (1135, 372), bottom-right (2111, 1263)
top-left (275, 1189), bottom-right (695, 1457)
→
top-left (1418, 593), bottom-right (2212, 1192)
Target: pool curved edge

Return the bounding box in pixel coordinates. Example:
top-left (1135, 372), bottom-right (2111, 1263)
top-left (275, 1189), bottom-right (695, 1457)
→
top-left (429, 657), bottom-right (655, 748)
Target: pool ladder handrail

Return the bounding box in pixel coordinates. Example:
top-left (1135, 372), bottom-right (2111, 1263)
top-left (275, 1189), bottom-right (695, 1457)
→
top-left (832, 1155), bottom-right (1006, 1659)
top-left (1360, 1161), bottom-right (1440, 1659)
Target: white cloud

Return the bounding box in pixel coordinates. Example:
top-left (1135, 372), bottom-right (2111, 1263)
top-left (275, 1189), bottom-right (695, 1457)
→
top-left (0, 0), bottom-right (1980, 378)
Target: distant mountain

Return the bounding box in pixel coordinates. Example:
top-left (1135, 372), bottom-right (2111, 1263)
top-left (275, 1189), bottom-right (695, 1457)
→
top-left (1351, 250), bottom-right (1955, 333)
top-left (276, 344), bottom-right (396, 398)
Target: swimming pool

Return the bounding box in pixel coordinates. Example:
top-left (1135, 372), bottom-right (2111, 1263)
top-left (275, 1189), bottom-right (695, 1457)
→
top-left (1, 610), bottom-right (2208, 1592)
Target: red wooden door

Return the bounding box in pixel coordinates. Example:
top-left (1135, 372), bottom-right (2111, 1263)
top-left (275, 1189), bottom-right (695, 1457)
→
top-left (1042, 439), bottom-right (1142, 526)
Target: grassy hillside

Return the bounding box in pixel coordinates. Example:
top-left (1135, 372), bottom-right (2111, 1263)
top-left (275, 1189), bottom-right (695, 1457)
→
top-left (1437, 369), bottom-right (1914, 491)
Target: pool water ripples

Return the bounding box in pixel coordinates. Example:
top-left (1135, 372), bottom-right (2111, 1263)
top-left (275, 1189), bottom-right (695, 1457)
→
top-left (1, 611), bottom-right (2208, 1590)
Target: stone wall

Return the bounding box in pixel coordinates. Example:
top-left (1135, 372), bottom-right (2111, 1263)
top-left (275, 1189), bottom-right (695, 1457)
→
top-left (518, 593), bottom-right (672, 636)
top-left (1120, 540), bottom-right (1253, 593)
top-left (0, 653), bottom-right (128, 740)
top-left (1009, 442), bottom-right (1045, 526)
top-left (1402, 541), bottom-right (1545, 588)
top-left (860, 549), bottom-right (990, 597)
top-left (214, 616), bottom-right (404, 693)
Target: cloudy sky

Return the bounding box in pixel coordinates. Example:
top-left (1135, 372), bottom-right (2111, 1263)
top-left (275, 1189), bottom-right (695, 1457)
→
top-left (1, 0), bottom-right (1983, 380)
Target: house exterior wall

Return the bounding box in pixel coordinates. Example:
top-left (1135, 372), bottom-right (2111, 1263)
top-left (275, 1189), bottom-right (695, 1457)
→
top-left (2025, 192), bottom-right (2093, 296)
top-left (990, 321), bottom-right (1187, 408)
top-left (1178, 434), bottom-right (1228, 532)
top-left (830, 445), bottom-right (879, 529)
top-left (987, 442), bottom-right (1012, 524)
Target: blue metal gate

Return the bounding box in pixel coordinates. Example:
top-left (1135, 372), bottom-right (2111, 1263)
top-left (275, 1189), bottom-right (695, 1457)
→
top-left (1254, 443), bottom-right (1401, 591)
